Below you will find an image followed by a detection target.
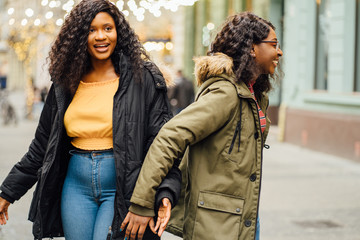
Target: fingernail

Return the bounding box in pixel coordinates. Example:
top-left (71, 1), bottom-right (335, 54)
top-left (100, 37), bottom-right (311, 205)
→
top-left (120, 228), bottom-right (122, 232)
top-left (124, 237), bottom-right (127, 240)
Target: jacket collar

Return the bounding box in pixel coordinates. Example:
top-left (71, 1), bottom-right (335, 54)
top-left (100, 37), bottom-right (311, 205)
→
top-left (194, 53), bottom-right (253, 99)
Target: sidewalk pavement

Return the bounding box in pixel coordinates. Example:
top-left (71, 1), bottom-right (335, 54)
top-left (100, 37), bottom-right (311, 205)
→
top-left (0, 119), bottom-right (359, 240)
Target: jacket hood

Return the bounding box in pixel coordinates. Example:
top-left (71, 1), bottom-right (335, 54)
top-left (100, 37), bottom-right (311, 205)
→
top-left (194, 53), bottom-right (235, 86)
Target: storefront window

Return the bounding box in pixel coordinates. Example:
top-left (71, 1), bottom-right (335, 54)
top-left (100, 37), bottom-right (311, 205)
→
top-left (315, 0), bottom-right (330, 90)
top-left (356, 0), bottom-right (360, 92)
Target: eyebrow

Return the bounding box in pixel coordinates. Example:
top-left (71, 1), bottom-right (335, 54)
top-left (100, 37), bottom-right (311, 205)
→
top-left (90, 23), bottom-right (114, 28)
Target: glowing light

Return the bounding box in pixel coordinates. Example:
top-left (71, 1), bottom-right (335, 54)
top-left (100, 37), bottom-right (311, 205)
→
top-left (9, 18), bottom-right (15, 25)
top-left (158, 42), bottom-right (165, 50)
top-left (127, 0), bottom-right (137, 10)
top-left (135, 8), bottom-right (145, 15)
top-left (116, 0), bottom-right (124, 10)
top-left (207, 22), bottom-right (215, 30)
top-left (165, 42), bottom-right (173, 50)
top-left (49, 1), bottom-right (57, 8)
top-left (25, 8), bottom-right (34, 17)
top-left (21, 19), bottom-right (28, 26)
top-left (122, 10), bottom-right (129, 16)
top-left (136, 15), bottom-right (144, 22)
top-left (45, 11), bottom-right (54, 19)
top-left (140, 0), bottom-right (151, 9)
top-left (34, 19), bottom-right (41, 26)
top-left (7, 8), bottom-right (14, 15)
top-left (41, 0), bottom-right (49, 6)
top-left (62, 0), bottom-right (74, 12)
top-left (154, 10), bottom-right (161, 17)
top-left (56, 19), bottom-right (64, 26)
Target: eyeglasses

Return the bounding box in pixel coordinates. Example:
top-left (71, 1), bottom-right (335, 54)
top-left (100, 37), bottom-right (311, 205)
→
top-left (260, 40), bottom-right (281, 51)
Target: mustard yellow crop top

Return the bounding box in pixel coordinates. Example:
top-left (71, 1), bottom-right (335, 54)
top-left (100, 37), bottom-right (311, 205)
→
top-left (64, 78), bottom-right (119, 150)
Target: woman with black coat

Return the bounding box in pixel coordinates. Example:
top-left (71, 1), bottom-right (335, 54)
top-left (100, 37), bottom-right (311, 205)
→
top-left (0, 1), bottom-right (180, 239)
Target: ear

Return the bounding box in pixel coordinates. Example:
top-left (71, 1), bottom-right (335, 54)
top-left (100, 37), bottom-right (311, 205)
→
top-left (250, 45), bottom-right (256, 58)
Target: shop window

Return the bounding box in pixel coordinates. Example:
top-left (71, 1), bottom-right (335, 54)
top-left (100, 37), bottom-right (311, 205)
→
top-left (314, 0), bottom-right (330, 90)
top-left (355, 0), bottom-right (360, 92)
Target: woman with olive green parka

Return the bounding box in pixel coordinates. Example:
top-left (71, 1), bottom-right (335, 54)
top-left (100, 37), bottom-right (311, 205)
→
top-left (126, 12), bottom-right (283, 240)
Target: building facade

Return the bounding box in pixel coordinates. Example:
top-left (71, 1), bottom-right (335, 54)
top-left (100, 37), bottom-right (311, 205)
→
top-left (281, 0), bottom-right (360, 162)
top-left (182, 0), bottom-right (360, 162)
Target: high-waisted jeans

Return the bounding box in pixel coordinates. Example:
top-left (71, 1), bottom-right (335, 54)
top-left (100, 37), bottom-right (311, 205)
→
top-left (61, 149), bottom-right (116, 240)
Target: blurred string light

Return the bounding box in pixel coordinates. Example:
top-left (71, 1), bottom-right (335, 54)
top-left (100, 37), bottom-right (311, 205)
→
top-left (143, 40), bottom-right (173, 52)
top-left (119, 0), bottom-right (198, 21)
top-left (7, 0), bottom-right (197, 26)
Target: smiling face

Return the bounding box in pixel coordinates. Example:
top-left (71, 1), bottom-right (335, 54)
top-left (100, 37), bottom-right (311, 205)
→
top-left (87, 12), bottom-right (117, 62)
top-left (253, 28), bottom-right (283, 75)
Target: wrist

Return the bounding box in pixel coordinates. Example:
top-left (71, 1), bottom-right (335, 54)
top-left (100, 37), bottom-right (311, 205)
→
top-left (129, 204), bottom-right (155, 217)
top-left (0, 192), bottom-right (15, 204)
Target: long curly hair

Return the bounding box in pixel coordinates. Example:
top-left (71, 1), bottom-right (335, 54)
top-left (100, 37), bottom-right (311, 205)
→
top-left (48, 0), bottom-right (149, 94)
top-left (209, 12), bottom-right (282, 98)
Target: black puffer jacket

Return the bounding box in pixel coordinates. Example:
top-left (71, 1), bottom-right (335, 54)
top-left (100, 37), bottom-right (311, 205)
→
top-left (0, 54), bottom-right (181, 239)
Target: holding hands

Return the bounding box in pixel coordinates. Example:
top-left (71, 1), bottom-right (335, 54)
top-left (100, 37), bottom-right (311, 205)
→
top-left (120, 198), bottom-right (171, 240)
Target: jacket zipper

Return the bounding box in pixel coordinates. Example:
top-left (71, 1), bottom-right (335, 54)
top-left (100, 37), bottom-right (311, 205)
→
top-left (228, 99), bottom-right (242, 154)
top-left (228, 120), bottom-right (241, 154)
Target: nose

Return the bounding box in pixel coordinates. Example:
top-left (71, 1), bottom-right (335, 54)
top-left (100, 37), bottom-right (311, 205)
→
top-left (95, 30), bottom-right (106, 40)
top-left (277, 47), bottom-right (283, 57)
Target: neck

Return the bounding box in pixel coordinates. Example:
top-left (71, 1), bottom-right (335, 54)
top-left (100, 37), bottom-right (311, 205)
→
top-left (85, 59), bottom-right (118, 82)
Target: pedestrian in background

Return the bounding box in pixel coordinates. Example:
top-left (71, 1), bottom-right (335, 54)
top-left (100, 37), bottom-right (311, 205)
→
top-left (122, 12), bottom-right (283, 240)
top-left (167, 70), bottom-right (194, 115)
top-left (0, 0), bottom-right (181, 240)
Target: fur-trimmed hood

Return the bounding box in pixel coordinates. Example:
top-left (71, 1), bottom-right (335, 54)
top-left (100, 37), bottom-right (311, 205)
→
top-left (194, 53), bottom-right (235, 86)
top-left (156, 63), bottom-right (174, 87)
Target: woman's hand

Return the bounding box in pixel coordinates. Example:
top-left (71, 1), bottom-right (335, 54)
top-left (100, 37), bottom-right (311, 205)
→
top-left (0, 197), bottom-right (10, 225)
top-left (120, 212), bottom-right (156, 240)
top-left (155, 198), bottom-right (172, 237)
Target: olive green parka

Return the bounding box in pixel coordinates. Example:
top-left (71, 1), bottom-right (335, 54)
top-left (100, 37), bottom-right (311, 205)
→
top-left (129, 53), bottom-right (271, 240)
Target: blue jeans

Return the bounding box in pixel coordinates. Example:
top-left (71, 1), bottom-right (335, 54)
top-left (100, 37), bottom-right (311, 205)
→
top-left (256, 217), bottom-right (260, 240)
top-left (61, 149), bottom-right (116, 240)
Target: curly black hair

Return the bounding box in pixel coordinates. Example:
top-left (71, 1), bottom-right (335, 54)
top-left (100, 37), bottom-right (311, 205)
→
top-left (209, 12), bottom-right (282, 99)
top-left (48, 0), bottom-right (149, 94)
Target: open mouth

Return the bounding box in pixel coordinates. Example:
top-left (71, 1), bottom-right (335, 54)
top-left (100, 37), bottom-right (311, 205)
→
top-left (94, 44), bottom-right (110, 48)
top-left (93, 43), bottom-right (111, 53)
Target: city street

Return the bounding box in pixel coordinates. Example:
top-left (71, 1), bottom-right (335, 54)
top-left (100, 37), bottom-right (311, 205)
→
top-left (0, 119), bottom-right (359, 240)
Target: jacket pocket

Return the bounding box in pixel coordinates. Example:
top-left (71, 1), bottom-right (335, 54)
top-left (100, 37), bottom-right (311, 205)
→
top-left (192, 191), bottom-right (244, 240)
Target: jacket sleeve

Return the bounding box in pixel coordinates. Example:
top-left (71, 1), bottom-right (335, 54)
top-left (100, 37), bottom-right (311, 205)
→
top-left (154, 164), bottom-right (182, 212)
top-left (0, 85), bottom-right (56, 202)
top-left (132, 62), bottom-right (181, 216)
top-left (142, 62), bottom-right (173, 153)
top-left (129, 80), bottom-right (239, 215)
